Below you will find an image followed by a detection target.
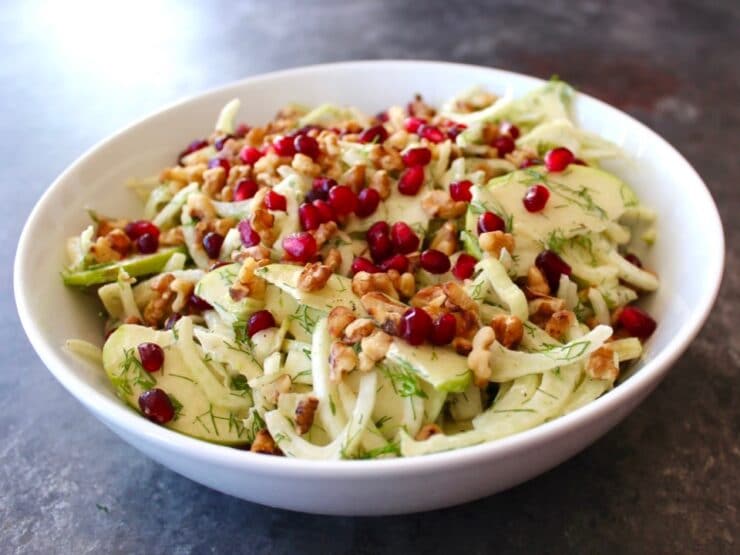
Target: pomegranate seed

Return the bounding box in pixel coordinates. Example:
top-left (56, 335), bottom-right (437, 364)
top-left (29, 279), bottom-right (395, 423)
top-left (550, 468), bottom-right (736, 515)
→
top-left (398, 166), bottom-right (425, 195)
top-left (164, 312), bottom-right (182, 330)
top-left (544, 147), bottom-right (574, 172)
top-left (304, 189), bottom-right (324, 203)
top-left (430, 313), bottom-right (457, 345)
top-left (202, 232), bottom-right (224, 259)
top-left (404, 117), bottom-right (426, 133)
top-left (359, 125), bottom-right (389, 144)
top-left (367, 221), bottom-right (393, 262)
top-left (265, 190), bottom-right (287, 211)
top-left (273, 136), bottom-right (296, 157)
top-left (138, 388), bottom-right (175, 424)
top-left (379, 253), bottom-right (409, 273)
top-left (299, 203), bottom-right (321, 231)
top-left (235, 123), bottom-right (250, 138)
top-left (355, 188), bottom-right (381, 218)
top-left (399, 308), bottom-right (433, 346)
top-left (418, 125), bottom-right (445, 143)
top-left (446, 123), bottom-right (467, 140)
top-left (233, 178), bottom-right (258, 201)
top-left (519, 158), bottom-right (541, 168)
top-left (402, 147), bottom-right (432, 167)
top-left (248, 310), bottom-right (276, 337)
top-left (390, 222), bottom-right (420, 254)
top-left (492, 135), bottom-right (515, 157)
top-left (328, 185), bottom-right (357, 216)
top-left (618, 306), bottom-right (657, 339)
top-left (367, 221), bottom-right (390, 241)
top-left (523, 184), bottom-right (550, 212)
top-left (137, 342), bottom-right (164, 372)
top-left (214, 134), bottom-right (233, 151)
top-left (239, 146), bottom-right (263, 165)
top-left (137, 233), bottom-right (158, 254)
top-left (625, 253), bottom-right (643, 268)
top-left (452, 253), bottom-right (477, 280)
top-left (294, 134), bottom-right (320, 159)
top-left (178, 139), bottom-right (208, 163)
top-left (125, 220), bottom-right (160, 240)
top-left (208, 158), bottom-right (231, 175)
top-left (376, 111), bottom-right (389, 122)
top-left (420, 249), bottom-right (451, 274)
top-left (283, 232), bottom-right (317, 262)
top-left (313, 200), bottom-right (335, 223)
top-left (449, 180), bottom-right (473, 202)
top-left (237, 220), bottom-right (260, 247)
top-left (499, 122), bottom-right (520, 139)
top-left (535, 250), bottom-right (572, 291)
top-left (478, 212), bottom-right (506, 234)
top-left (188, 294), bottom-right (212, 312)
top-left (312, 176), bottom-right (336, 199)
top-left (351, 257), bottom-right (381, 275)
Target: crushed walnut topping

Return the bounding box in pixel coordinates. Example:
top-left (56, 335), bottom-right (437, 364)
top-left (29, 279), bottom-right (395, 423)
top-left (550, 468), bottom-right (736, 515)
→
top-left (585, 345), bottom-right (619, 381)
top-left (294, 396), bottom-right (319, 435)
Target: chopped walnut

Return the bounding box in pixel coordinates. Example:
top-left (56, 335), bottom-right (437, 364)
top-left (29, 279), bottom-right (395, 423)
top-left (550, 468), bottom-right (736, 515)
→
top-left (352, 271), bottom-right (398, 299)
top-left (452, 337), bottom-right (473, 355)
top-left (317, 129), bottom-right (340, 158)
top-left (453, 309), bottom-right (480, 342)
top-left (490, 314), bottom-right (524, 348)
top-left (231, 257), bottom-right (268, 300)
top-left (159, 226), bottom-right (185, 246)
top-left (421, 190), bottom-right (467, 219)
top-left (415, 423), bottom-right (442, 441)
top-left (378, 147), bottom-right (404, 172)
top-left (526, 266), bottom-right (551, 297)
top-left (160, 163), bottom-right (207, 185)
top-left (202, 166), bottom-right (227, 198)
top-left (504, 146), bottom-right (538, 169)
top-left (251, 207), bottom-right (275, 245)
top-left (442, 282), bottom-right (478, 312)
top-left (545, 310), bottom-right (576, 341)
top-left (294, 396), bottom-right (319, 435)
top-left (468, 326), bottom-right (495, 387)
top-left (410, 284), bottom-right (447, 313)
top-left (310, 221), bottom-right (338, 248)
top-left (232, 244), bottom-right (271, 262)
top-left (186, 193), bottom-right (217, 221)
top-left (292, 153), bottom-right (322, 177)
top-left (585, 345), bottom-right (619, 381)
top-left (250, 429), bottom-right (283, 455)
top-left (479, 231), bottom-right (515, 258)
top-left (341, 164), bottom-right (366, 192)
top-left (244, 126), bottom-right (266, 148)
top-left (430, 222), bottom-right (458, 256)
top-left (481, 122), bottom-right (501, 145)
top-left (298, 262), bottom-right (333, 292)
top-left (358, 329), bottom-right (392, 371)
top-left (329, 341), bottom-right (358, 383)
top-left (388, 270), bottom-right (416, 299)
top-left (328, 306), bottom-right (356, 339)
top-left (408, 94), bottom-right (436, 119)
top-left (96, 216), bottom-right (128, 237)
top-left (369, 169), bottom-right (392, 200)
top-left (143, 273), bottom-right (176, 327)
top-left (89, 230), bottom-right (130, 263)
top-left (253, 152), bottom-right (281, 176)
top-left (360, 292), bottom-right (407, 335)
top-left (529, 297), bottom-right (567, 328)
top-left (411, 282), bottom-right (477, 314)
top-left (386, 129), bottom-right (410, 150)
top-left (169, 278), bottom-right (195, 313)
top-left (343, 318), bottom-right (376, 343)
top-left (212, 217), bottom-right (237, 237)
top-left (323, 248), bottom-right (342, 272)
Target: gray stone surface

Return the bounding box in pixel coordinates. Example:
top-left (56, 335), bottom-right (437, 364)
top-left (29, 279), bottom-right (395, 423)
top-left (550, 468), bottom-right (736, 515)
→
top-left (2, 0), bottom-right (738, 553)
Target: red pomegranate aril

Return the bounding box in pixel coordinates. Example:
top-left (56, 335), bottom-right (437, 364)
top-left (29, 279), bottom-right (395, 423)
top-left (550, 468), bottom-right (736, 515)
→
top-left (446, 123), bottom-right (467, 140)
top-left (294, 134), bottom-right (320, 160)
top-left (328, 185), bottom-right (357, 216)
top-left (398, 165), bottom-right (425, 195)
top-left (404, 116), bottom-right (426, 133)
top-left (492, 135), bottom-right (515, 157)
top-left (478, 211), bottom-right (506, 234)
top-left (208, 157), bottom-right (231, 175)
top-left (248, 310), bottom-right (277, 337)
top-left (233, 178), bottom-right (259, 201)
top-left (355, 187), bottom-right (381, 218)
top-left (235, 123), bottom-right (250, 138)
top-left (351, 257), bottom-right (381, 275)
top-left (452, 253), bottom-right (477, 280)
top-left (535, 250), bottom-right (572, 291)
top-left (283, 232), bottom-right (317, 262)
top-left (273, 136), bottom-right (296, 157)
top-left (178, 139), bottom-right (208, 163)
top-left (420, 249), bottom-right (451, 274)
top-left (202, 232), bottom-right (224, 259)
top-left (523, 184), bottom-right (550, 212)
top-left (544, 147), bottom-right (574, 172)
top-left (164, 312), bottom-right (182, 330)
top-left (137, 233), bottom-right (158, 254)
top-left (390, 222), bottom-right (420, 254)
top-left (380, 254), bottom-right (409, 273)
top-left (367, 221), bottom-right (393, 262)
top-left (359, 125), bottom-right (389, 144)
top-left (519, 158), bottom-right (541, 168)
top-left (239, 146), bottom-right (263, 165)
top-left (237, 220), bottom-right (260, 247)
top-left (367, 221), bottom-right (390, 241)
top-left (265, 190), bottom-right (287, 211)
top-left (449, 180), bottom-right (473, 202)
top-left (138, 388), bottom-right (175, 424)
top-left (299, 202), bottom-right (321, 231)
top-left (188, 293), bottom-right (213, 312)
top-left (312, 176), bottom-right (336, 197)
top-left (313, 200), bottom-right (335, 223)
top-left (125, 220), bottom-right (160, 240)
top-left (419, 124), bottom-right (445, 143)
top-left (499, 122), bottom-right (520, 140)
top-left (402, 147), bottom-right (432, 167)
top-left (430, 313), bottom-right (457, 346)
top-left (625, 253), bottom-right (643, 268)
top-left (375, 111), bottom-right (389, 122)
top-left (618, 306), bottom-right (657, 339)
top-left (399, 308), bottom-right (434, 346)
top-left (137, 342), bottom-right (164, 372)
top-left (214, 134), bottom-right (233, 151)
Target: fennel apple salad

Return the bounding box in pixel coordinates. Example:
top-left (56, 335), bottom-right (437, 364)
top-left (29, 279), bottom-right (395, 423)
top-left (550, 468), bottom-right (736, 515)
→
top-left (64, 81), bottom-right (659, 459)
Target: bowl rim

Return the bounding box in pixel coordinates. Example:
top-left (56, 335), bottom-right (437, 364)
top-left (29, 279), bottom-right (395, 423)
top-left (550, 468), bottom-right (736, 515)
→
top-left (14, 59), bottom-right (725, 477)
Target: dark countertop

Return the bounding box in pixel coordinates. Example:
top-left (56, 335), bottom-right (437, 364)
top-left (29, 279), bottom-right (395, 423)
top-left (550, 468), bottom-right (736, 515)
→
top-left (2, 1), bottom-right (738, 553)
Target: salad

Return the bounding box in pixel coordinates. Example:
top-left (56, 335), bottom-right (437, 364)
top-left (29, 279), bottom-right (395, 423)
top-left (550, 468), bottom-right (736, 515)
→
top-left (64, 81), bottom-right (660, 459)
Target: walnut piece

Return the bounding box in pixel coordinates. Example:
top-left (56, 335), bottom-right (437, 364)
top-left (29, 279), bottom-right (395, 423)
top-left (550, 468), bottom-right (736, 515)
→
top-left (329, 341), bottom-right (358, 383)
top-left (529, 297), bottom-right (567, 328)
top-left (430, 221), bottom-right (459, 256)
top-left (343, 318), bottom-right (376, 343)
top-left (358, 330), bottom-right (392, 372)
top-left (202, 166), bottom-right (227, 198)
top-left (294, 396), bottom-right (319, 435)
top-left (468, 326), bottom-right (496, 387)
top-left (421, 190), bottom-right (467, 219)
top-left (186, 193), bottom-right (217, 221)
top-left (169, 278), bottom-right (195, 313)
top-left (585, 345), bottom-right (619, 381)
top-left (298, 262), bottom-right (333, 292)
top-left (490, 314), bottom-right (524, 348)
top-left (324, 248), bottom-right (342, 272)
top-left (292, 153), bottom-right (322, 177)
top-left (250, 429), bottom-right (283, 455)
top-left (479, 231), bottom-right (515, 258)
top-left (328, 306), bottom-right (356, 339)
top-left (142, 273), bottom-right (176, 327)
top-left (545, 310), bottom-right (576, 341)
top-left (526, 266), bottom-right (551, 296)
top-left (369, 169), bottom-right (392, 200)
top-left (352, 271), bottom-right (398, 299)
top-left (360, 292), bottom-right (407, 335)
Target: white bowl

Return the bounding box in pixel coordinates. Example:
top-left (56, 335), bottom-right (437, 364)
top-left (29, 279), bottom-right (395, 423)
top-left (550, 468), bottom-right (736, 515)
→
top-left (14, 61), bottom-right (724, 515)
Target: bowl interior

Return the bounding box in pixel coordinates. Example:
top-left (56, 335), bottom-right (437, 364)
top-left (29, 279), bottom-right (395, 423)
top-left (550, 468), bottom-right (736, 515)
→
top-left (15, 61), bottom-right (724, 468)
